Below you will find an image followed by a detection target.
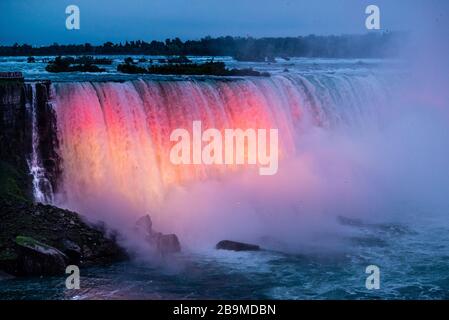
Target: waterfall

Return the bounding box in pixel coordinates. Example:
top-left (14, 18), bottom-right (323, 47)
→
top-left (26, 83), bottom-right (54, 204)
top-left (50, 72), bottom-right (395, 215)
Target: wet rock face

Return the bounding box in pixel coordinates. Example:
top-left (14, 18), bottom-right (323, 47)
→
top-left (0, 199), bottom-right (129, 276)
top-left (0, 81), bottom-right (61, 199)
top-left (216, 240), bottom-right (260, 252)
top-left (0, 83), bottom-right (32, 196)
top-left (135, 214), bottom-right (181, 255)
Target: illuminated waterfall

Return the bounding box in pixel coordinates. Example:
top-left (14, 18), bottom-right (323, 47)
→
top-left (50, 73), bottom-right (393, 213)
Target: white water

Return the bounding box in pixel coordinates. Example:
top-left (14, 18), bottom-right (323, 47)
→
top-left (26, 83), bottom-right (54, 204)
top-left (51, 73), bottom-right (393, 203)
top-left (47, 70), bottom-right (412, 251)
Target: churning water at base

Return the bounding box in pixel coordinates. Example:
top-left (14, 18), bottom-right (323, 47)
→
top-left (1, 212), bottom-right (449, 300)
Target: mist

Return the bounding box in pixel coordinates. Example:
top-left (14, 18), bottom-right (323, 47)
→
top-left (149, 6), bottom-right (449, 254)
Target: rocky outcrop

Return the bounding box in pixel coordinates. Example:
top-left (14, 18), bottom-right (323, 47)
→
top-left (216, 240), bottom-right (260, 251)
top-left (157, 234), bottom-right (181, 254)
top-left (0, 199), bottom-right (128, 276)
top-left (15, 236), bottom-right (68, 276)
top-left (135, 215), bottom-right (181, 255)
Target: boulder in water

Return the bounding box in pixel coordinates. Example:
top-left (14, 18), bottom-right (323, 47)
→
top-left (216, 240), bottom-right (260, 251)
top-left (135, 214), bottom-right (153, 235)
top-left (157, 234), bottom-right (181, 254)
top-left (15, 236), bottom-right (68, 276)
top-left (135, 214), bottom-right (181, 255)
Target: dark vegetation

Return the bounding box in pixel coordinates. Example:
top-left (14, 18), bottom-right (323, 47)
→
top-left (45, 56), bottom-right (106, 73)
top-left (117, 60), bottom-right (269, 76)
top-left (0, 34), bottom-right (400, 59)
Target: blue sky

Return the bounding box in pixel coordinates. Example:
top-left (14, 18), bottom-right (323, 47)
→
top-left (0, 0), bottom-right (446, 45)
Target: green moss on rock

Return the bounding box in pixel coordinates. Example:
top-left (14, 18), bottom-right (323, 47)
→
top-left (0, 161), bottom-right (29, 202)
top-left (15, 236), bottom-right (53, 250)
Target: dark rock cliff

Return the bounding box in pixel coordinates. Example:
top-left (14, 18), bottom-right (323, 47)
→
top-left (0, 82), bottom-right (32, 198)
top-left (0, 81), bottom-right (60, 198)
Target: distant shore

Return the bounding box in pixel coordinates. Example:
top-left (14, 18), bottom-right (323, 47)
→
top-left (0, 34), bottom-right (399, 58)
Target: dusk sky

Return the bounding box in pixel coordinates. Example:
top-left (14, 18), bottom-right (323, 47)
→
top-left (0, 0), bottom-right (446, 45)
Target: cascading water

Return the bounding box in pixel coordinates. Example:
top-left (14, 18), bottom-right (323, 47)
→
top-left (26, 83), bottom-right (54, 204)
top-left (49, 72), bottom-right (395, 226)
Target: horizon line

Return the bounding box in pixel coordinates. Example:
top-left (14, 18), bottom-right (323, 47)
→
top-left (0, 31), bottom-right (402, 47)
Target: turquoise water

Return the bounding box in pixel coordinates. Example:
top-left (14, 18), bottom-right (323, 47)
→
top-left (2, 214), bottom-right (449, 300)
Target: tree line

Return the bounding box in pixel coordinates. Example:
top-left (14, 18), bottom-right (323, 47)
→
top-left (0, 33), bottom-right (401, 58)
